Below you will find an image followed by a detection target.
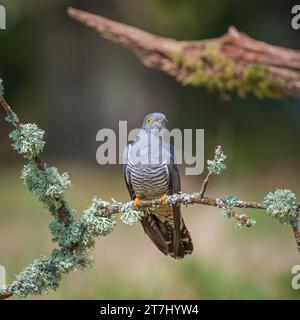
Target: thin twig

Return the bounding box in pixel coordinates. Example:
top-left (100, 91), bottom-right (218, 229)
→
top-left (217, 201), bottom-right (254, 227)
top-left (199, 145), bottom-right (223, 198)
top-left (0, 96), bottom-right (15, 115)
top-left (199, 172), bottom-right (212, 198)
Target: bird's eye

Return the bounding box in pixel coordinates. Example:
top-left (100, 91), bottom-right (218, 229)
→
top-left (146, 117), bottom-right (153, 123)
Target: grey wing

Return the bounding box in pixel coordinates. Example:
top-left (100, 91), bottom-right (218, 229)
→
top-left (167, 143), bottom-right (181, 192)
top-left (166, 146), bottom-right (193, 258)
top-left (167, 162), bottom-right (181, 193)
top-left (167, 161), bottom-right (181, 257)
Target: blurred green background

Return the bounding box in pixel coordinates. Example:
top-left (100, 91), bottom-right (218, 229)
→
top-left (0, 0), bottom-right (300, 299)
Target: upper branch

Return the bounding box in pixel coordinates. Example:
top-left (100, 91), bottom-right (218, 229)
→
top-left (67, 7), bottom-right (300, 99)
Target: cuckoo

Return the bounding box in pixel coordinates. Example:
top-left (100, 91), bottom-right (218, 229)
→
top-left (123, 113), bottom-right (193, 259)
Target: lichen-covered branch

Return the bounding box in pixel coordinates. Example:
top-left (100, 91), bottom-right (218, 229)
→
top-left (67, 7), bottom-right (300, 100)
top-left (0, 80), bottom-right (299, 300)
top-left (1, 82), bottom-right (72, 227)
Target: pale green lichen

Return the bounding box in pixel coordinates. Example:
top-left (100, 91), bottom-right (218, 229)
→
top-left (263, 189), bottom-right (299, 225)
top-left (235, 218), bottom-right (256, 229)
top-left (8, 251), bottom-right (92, 297)
top-left (207, 150), bottom-right (226, 175)
top-left (120, 202), bottom-right (144, 225)
top-left (9, 123), bottom-right (45, 159)
top-left (21, 161), bottom-right (71, 202)
top-left (221, 195), bottom-right (238, 207)
top-left (10, 256), bottom-right (61, 297)
top-left (51, 249), bottom-right (92, 273)
top-left (167, 43), bottom-right (283, 99)
top-left (218, 196), bottom-right (256, 227)
top-left (49, 219), bottom-right (82, 247)
top-left (5, 112), bottom-right (19, 126)
top-left (219, 195), bottom-right (238, 219)
top-left (80, 198), bottom-right (116, 248)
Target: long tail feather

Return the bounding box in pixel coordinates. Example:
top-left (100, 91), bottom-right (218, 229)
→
top-left (141, 207), bottom-right (193, 259)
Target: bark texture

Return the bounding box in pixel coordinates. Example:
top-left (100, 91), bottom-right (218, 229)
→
top-left (68, 7), bottom-right (300, 99)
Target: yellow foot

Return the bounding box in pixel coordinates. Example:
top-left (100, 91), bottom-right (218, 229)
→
top-left (133, 197), bottom-right (140, 208)
top-left (160, 194), bottom-right (167, 205)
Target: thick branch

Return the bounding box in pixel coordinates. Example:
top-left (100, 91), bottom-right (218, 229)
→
top-left (67, 7), bottom-right (300, 99)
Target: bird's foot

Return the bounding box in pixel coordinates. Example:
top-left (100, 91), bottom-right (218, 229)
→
top-left (133, 197), bottom-right (140, 208)
top-left (160, 194), bottom-right (167, 206)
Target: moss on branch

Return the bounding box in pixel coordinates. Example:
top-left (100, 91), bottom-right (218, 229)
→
top-left (168, 43), bottom-right (284, 99)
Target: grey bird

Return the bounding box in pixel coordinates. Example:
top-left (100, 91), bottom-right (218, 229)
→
top-left (123, 112), bottom-right (193, 259)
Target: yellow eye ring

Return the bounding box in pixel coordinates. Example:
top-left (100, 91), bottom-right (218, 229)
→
top-left (146, 117), bottom-right (153, 123)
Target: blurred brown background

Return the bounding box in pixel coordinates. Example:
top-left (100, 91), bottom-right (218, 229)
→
top-left (0, 0), bottom-right (300, 299)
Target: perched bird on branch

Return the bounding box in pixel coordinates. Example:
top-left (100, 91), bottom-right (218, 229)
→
top-left (123, 113), bottom-right (193, 259)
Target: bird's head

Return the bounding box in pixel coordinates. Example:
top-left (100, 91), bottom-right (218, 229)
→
top-left (142, 112), bottom-right (168, 131)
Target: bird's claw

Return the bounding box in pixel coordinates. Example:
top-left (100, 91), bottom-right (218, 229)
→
top-left (133, 197), bottom-right (140, 208)
top-left (160, 194), bottom-right (167, 205)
